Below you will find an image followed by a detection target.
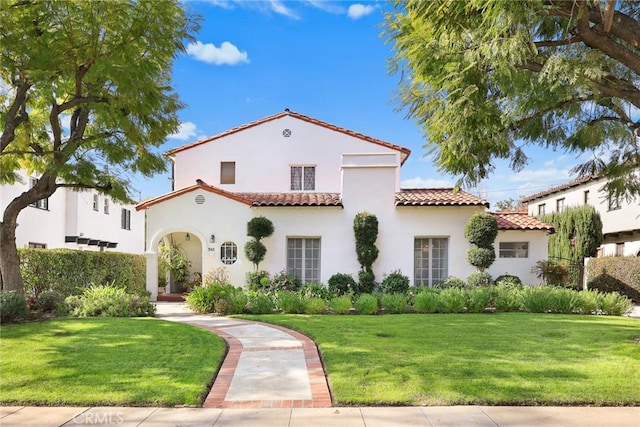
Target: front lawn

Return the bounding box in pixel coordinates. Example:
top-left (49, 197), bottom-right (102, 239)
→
top-left (0, 318), bottom-right (225, 406)
top-left (240, 313), bottom-right (640, 406)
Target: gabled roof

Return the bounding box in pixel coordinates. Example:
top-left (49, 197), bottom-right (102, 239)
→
top-left (520, 174), bottom-right (599, 202)
top-left (491, 211), bottom-right (554, 232)
top-left (165, 109), bottom-right (411, 164)
top-left (135, 183), bottom-right (254, 211)
top-left (395, 188), bottom-right (489, 207)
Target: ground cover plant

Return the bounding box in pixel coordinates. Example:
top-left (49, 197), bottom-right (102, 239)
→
top-left (0, 318), bottom-right (225, 406)
top-left (238, 313), bottom-right (640, 406)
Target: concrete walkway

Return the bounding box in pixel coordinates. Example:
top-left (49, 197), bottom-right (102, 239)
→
top-left (2, 302), bottom-right (638, 426)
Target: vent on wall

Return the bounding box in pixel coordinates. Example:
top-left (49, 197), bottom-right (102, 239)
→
top-left (195, 195), bottom-right (205, 205)
top-left (282, 129), bottom-right (292, 137)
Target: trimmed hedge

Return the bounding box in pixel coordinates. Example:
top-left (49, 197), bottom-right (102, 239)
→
top-left (18, 248), bottom-right (145, 298)
top-left (586, 256), bottom-right (640, 302)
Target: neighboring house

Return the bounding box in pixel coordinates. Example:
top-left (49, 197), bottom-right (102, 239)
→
top-left (521, 174), bottom-right (640, 257)
top-left (0, 170), bottom-right (144, 253)
top-left (136, 109), bottom-right (553, 299)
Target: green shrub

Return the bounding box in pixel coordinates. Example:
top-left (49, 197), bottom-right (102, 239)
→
top-left (437, 276), bottom-right (466, 289)
top-left (225, 288), bottom-right (248, 315)
top-left (247, 216), bottom-right (275, 240)
top-left (533, 260), bottom-right (570, 287)
top-left (379, 270), bottom-right (410, 294)
top-left (492, 284), bottom-right (523, 312)
top-left (185, 285), bottom-right (216, 313)
top-left (327, 273), bottom-right (357, 296)
top-left (277, 291), bottom-right (306, 314)
top-left (357, 269), bottom-right (377, 294)
top-left (586, 257), bottom-right (640, 302)
top-left (0, 291), bottom-right (28, 324)
top-left (271, 271), bottom-right (302, 292)
top-left (439, 288), bottom-right (466, 313)
top-left (467, 271), bottom-right (493, 288)
top-left (68, 285), bottom-right (155, 317)
top-left (414, 289), bottom-right (440, 313)
top-left (600, 292), bottom-right (633, 316)
top-left (354, 293), bottom-right (378, 315)
top-left (466, 287), bottom-right (490, 313)
top-left (494, 274), bottom-right (523, 287)
top-left (245, 291), bottom-right (275, 314)
top-left (34, 290), bottom-right (64, 313)
top-left (521, 286), bottom-right (555, 313)
top-left (246, 270), bottom-right (270, 290)
top-left (244, 240), bottom-right (267, 270)
top-left (329, 295), bottom-right (353, 314)
top-left (466, 246), bottom-right (496, 272)
top-left (551, 288), bottom-right (582, 313)
top-left (305, 297), bottom-right (328, 314)
top-left (204, 267), bottom-right (230, 286)
top-left (577, 289), bottom-right (602, 314)
top-left (299, 283), bottom-right (332, 301)
top-left (380, 293), bottom-right (409, 314)
top-left (464, 213), bottom-right (499, 246)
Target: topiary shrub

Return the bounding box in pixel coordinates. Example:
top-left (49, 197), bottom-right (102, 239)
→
top-left (244, 240), bottom-right (267, 270)
top-left (327, 273), bottom-right (357, 296)
top-left (437, 276), bottom-right (466, 289)
top-left (379, 270), bottom-right (410, 294)
top-left (466, 247), bottom-right (496, 271)
top-left (467, 271), bottom-right (493, 288)
top-left (357, 269), bottom-right (377, 294)
top-left (494, 274), bottom-right (522, 287)
top-left (464, 212), bottom-right (498, 272)
top-left (329, 295), bottom-right (353, 314)
top-left (34, 290), bottom-right (64, 313)
top-left (246, 270), bottom-right (270, 290)
top-left (0, 291), bottom-right (28, 323)
top-left (354, 293), bottom-right (378, 314)
top-left (244, 216), bottom-right (274, 271)
top-left (353, 212), bottom-right (379, 293)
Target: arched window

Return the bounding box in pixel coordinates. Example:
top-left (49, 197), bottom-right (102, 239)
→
top-left (220, 242), bottom-right (237, 265)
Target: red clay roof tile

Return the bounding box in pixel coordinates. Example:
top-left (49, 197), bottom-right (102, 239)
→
top-left (520, 174), bottom-right (599, 202)
top-left (395, 188), bottom-right (489, 207)
top-left (237, 192), bottom-right (342, 207)
top-left (491, 212), bottom-right (554, 231)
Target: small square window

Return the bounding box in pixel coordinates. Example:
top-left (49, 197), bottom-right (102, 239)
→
top-left (291, 166), bottom-right (315, 191)
top-left (608, 194), bottom-right (621, 211)
top-left (221, 162), bottom-right (235, 184)
top-left (538, 204), bottom-right (546, 216)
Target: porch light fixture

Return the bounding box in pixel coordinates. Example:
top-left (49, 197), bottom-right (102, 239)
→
top-left (185, 233), bottom-right (191, 241)
top-left (210, 234), bottom-right (215, 243)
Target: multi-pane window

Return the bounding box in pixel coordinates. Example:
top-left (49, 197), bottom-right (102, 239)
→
top-left (220, 161), bottom-right (236, 184)
top-left (28, 242), bottom-right (47, 249)
top-left (538, 204), bottom-right (546, 216)
top-left (499, 242), bottom-right (529, 258)
top-left (608, 194), bottom-right (621, 211)
top-left (287, 238), bottom-right (320, 283)
top-left (29, 178), bottom-right (49, 210)
top-left (121, 208), bottom-right (131, 230)
top-left (104, 198), bottom-right (109, 214)
top-left (220, 242), bottom-right (238, 265)
top-left (414, 238), bottom-right (448, 287)
top-left (92, 194), bottom-right (99, 211)
top-left (583, 190), bottom-right (590, 205)
top-left (290, 166), bottom-right (315, 191)
top-left (556, 198), bottom-right (565, 212)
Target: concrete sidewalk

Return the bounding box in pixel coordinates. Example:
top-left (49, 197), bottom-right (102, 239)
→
top-left (1, 405), bottom-right (638, 426)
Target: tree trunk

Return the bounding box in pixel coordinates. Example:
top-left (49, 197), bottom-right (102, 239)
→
top-left (0, 218), bottom-right (22, 294)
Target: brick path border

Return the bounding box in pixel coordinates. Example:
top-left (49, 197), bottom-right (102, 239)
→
top-left (196, 321), bottom-right (332, 409)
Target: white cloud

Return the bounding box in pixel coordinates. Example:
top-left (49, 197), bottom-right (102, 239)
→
top-left (401, 176), bottom-right (454, 189)
top-left (186, 41), bottom-right (249, 65)
top-left (169, 121), bottom-right (199, 141)
top-left (347, 3), bottom-right (375, 19)
top-left (269, 0), bottom-right (299, 18)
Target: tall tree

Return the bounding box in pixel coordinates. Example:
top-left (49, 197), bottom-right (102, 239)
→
top-left (0, 0), bottom-right (199, 293)
top-left (384, 0), bottom-right (640, 198)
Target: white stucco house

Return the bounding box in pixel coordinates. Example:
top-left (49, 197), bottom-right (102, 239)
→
top-left (0, 169), bottom-right (144, 253)
top-left (137, 109), bottom-right (553, 300)
top-left (521, 173), bottom-right (640, 257)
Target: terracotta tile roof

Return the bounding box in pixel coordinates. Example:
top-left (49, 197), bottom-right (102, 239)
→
top-left (237, 192), bottom-right (343, 207)
top-left (135, 183), bottom-right (253, 211)
top-left (165, 109), bottom-right (411, 164)
top-left (491, 212), bottom-right (554, 232)
top-left (520, 174), bottom-right (599, 202)
top-left (395, 188), bottom-right (489, 207)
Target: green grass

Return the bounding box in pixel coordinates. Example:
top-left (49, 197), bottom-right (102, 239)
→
top-left (0, 318), bottom-right (225, 406)
top-left (240, 313), bottom-right (640, 406)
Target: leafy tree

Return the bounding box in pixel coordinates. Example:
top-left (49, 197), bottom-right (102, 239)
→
top-left (495, 198), bottom-right (526, 212)
top-left (0, 0), bottom-right (198, 293)
top-left (384, 1), bottom-right (640, 199)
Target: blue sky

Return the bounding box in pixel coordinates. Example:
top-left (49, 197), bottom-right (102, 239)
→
top-left (132, 0), bottom-right (584, 207)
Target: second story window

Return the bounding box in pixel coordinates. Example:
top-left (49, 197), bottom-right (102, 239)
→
top-left (608, 194), bottom-right (621, 211)
top-left (583, 190), bottom-right (590, 205)
top-left (121, 208), bottom-right (131, 230)
top-left (538, 203), bottom-right (546, 216)
top-left (29, 178), bottom-right (49, 210)
top-left (220, 161), bottom-right (235, 184)
top-left (556, 198), bottom-right (565, 212)
top-left (291, 165), bottom-right (315, 191)
top-left (92, 194), bottom-right (99, 211)
top-left (104, 198), bottom-right (109, 214)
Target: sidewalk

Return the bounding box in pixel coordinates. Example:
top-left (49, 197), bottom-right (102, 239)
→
top-left (2, 302), bottom-right (637, 426)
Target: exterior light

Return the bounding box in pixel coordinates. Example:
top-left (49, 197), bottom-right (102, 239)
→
top-left (185, 233), bottom-right (191, 241)
top-left (210, 234), bottom-right (215, 243)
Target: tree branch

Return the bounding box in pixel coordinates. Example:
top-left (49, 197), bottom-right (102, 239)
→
top-left (58, 95), bottom-right (108, 113)
top-left (0, 81), bottom-right (31, 153)
top-left (535, 35), bottom-right (582, 48)
top-left (57, 182), bottom-right (113, 192)
top-left (507, 94), bottom-right (596, 131)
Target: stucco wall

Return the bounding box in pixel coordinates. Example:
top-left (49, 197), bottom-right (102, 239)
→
top-left (490, 230), bottom-right (550, 285)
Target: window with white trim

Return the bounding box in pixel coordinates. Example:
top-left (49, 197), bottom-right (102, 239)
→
top-left (290, 166), bottom-right (315, 191)
top-left (414, 238), bottom-right (448, 287)
top-left (499, 242), bottom-right (529, 258)
top-left (608, 194), bottom-right (621, 211)
top-left (220, 242), bottom-right (238, 265)
top-left (220, 161), bottom-right (235, 184)
top-left (104, 198), bottom-right (109, 214)
top-left (287, 238), bottom-right (320, 283)
top-left (121, 208), bottom-right (131, 230)
top-left (28, 242), bottom-right (47, 249)
top-left (29, 178), bottom-right (49, 210)
top-left (556, 198), bottom-right (565, 212)
top-left (92, 194), bottom-right (99, 211)
top-left (538, 204), bottom-right (545, 216)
